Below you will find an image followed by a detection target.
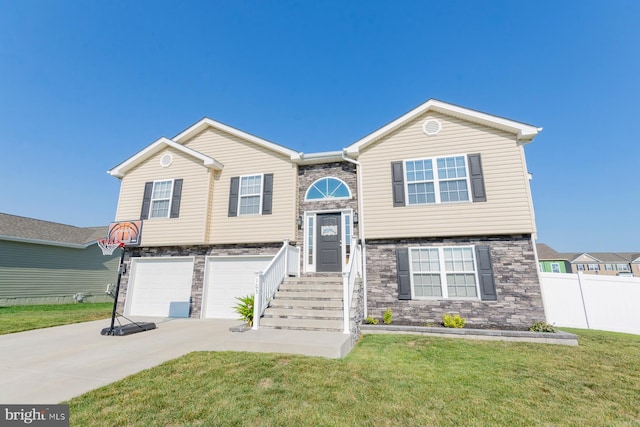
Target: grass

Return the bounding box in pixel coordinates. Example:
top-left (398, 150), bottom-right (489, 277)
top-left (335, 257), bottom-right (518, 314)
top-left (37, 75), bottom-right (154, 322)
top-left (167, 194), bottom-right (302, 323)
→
top-left (0, 303), bottom-right (112, 335)
top-left (68, 328), bottom-right (640, 426)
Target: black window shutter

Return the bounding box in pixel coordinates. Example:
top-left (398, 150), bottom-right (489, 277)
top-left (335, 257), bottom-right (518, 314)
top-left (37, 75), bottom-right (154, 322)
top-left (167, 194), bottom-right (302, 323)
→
top-left (391, 161), bottom-right (406, 207)
top-left (262, 173), bottom-right (273, 215)
top-left (468, 154), bottom-right (487, 202)
top-left (396, 248), bottom-right (412, 300)
top-left (476, 245), bottom-right (497, 301)
top-left (228, 177), bottom-right (240, 217)
top-left (140, 182), bottom-right (153, 220)
top-left (170, 179), bottom-right (183, 218)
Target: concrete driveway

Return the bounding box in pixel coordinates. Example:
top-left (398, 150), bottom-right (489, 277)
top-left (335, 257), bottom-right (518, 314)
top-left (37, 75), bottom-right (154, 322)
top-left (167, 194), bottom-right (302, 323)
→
top-left (0, 318), bottom-right (351, 404)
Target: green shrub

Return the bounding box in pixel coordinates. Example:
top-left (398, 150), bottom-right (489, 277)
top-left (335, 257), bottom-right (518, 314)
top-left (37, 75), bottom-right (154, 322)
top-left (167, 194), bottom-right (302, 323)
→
top-left (364, 316), bottom-right (378, 325)
top-left (442, 313), bottom-right (466, 328)
top-left (234, 295), bottom-right (255, 327)
top-left (529, 321), bottom-right (556, 333)
top-left (383, 308), bottom-right (393, 325)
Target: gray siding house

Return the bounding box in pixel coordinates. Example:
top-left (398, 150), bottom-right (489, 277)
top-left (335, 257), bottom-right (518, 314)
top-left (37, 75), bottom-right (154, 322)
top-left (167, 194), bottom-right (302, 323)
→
top-left (0, 213), bottom-right (121, 305)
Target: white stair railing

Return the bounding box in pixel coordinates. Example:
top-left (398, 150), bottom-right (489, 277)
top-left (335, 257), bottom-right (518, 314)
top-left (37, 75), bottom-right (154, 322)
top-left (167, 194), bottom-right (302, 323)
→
top-left (253, 240), bottom-right (300, 330)
top-left (342, 237), bottom-right (362, 334)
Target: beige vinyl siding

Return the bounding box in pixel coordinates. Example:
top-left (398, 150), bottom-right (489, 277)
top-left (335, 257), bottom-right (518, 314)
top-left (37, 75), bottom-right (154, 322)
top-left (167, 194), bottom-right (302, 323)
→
top-left (115, 146), bottom-right (212, 246)
top-left (359, 111), bottom-right (536, 239)
top-left (0, 240), bottom-right (120, 299)
top-left (184, 128), bottom-right (297, 244)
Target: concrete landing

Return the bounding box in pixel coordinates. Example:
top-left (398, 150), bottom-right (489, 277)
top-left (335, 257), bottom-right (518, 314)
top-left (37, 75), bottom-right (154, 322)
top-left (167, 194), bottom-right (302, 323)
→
top-left (222, 327), bottom-right (353, 359)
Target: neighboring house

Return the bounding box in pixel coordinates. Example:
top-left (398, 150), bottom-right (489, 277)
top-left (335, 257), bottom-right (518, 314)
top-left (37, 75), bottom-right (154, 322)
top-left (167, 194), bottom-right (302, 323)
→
top-left (536, 243), bottom-right (573, 273)
top-left (0, 213), bottom-right (121, 305)
top-left (109, 99), bottom-right (546, 329)
top-left (570, 252), bottom-right (634, 276)
top-left (536, 243), bottom-right (639, 277)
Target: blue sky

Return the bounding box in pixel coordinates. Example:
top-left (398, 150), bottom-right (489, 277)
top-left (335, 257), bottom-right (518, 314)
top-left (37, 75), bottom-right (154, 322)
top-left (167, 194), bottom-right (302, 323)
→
top-left (1, 0), bottom-right (638, 252)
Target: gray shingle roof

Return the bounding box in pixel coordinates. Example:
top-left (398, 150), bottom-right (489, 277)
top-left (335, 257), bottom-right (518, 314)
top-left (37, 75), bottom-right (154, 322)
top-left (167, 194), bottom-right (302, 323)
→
top-left (0, 213), bottom-right (107, 246)
top-left (536, 243), bottom-right (576, 261)
top-left (537, 243), bottom-right (640, 264)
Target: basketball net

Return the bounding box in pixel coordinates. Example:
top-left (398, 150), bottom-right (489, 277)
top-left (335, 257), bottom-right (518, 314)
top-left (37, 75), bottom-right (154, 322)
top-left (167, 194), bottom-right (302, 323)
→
top-left (97, 238), bottom-right (125, 256)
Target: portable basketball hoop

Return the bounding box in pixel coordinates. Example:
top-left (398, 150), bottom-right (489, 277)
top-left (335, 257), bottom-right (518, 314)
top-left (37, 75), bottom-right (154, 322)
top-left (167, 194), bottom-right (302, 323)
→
top-left (98, 220), bottom-right (156, 336)
top-left (97, 238), bottom-right (124, 256)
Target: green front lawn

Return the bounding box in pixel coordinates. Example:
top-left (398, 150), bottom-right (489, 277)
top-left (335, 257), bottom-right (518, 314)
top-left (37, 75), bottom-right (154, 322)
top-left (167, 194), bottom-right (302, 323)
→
top-left (68, 329), bottom-right (640, 426)
top-left (0, 303), bottom-right (112, 335)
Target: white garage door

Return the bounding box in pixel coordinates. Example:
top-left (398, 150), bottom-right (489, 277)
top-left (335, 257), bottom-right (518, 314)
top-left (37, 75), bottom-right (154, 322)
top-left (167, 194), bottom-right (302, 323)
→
top-left (204, 256), bottom-right (273, 319)
top-left (126, 257), bottom-right (194, 318)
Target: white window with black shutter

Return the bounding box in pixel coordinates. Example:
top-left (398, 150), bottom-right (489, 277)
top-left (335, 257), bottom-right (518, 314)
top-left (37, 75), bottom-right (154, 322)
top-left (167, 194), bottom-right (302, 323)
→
top-left (140, 179), bottom-right (183, 219)
top-left (228, 173), bottom-right (274, 216)
top-left (391, 153), bottom-right (486, 207)
top-left (396, 245), bottom-right (497, 301)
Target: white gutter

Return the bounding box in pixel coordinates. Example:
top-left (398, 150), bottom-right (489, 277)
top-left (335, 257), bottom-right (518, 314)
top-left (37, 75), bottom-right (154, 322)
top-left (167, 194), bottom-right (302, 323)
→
top-left (341, 150), bottom-right (368, 317)
top-left (0, 235), bottom-right (97, 249)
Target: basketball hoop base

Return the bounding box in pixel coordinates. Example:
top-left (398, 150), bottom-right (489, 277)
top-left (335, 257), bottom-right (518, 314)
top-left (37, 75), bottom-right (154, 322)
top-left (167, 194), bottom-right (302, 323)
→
top-left (101, 321), bottom-right (156, 336)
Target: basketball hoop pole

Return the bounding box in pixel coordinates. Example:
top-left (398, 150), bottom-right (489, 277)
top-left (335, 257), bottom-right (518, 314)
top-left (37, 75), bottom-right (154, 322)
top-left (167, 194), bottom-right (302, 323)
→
top-left (106, 245), bottom-right (126, 335)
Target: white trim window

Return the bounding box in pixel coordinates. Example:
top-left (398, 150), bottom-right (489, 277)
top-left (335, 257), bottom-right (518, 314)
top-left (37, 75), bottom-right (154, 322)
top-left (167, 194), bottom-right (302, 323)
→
top-left (405, 155), bottom-right (470, 205)
top-left (588, 264), bottom-right (600, 271)
top-left (410, 246), bottom-right (479, 299)
top-left (150, 180), bottom-right (174, 218)
top-left (239, 174), bottom-right (263, 215)
top-left (551, 262), bottom-right (561, 273)
top-left (305, 177), bottom-right (351, 200)
top-left (616, 263), bottom-right (630, 271)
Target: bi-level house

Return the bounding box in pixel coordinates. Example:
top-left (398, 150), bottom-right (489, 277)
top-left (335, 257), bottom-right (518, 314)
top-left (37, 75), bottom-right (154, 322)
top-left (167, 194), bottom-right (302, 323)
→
top-left (108, 99), bottom-right (546, 332)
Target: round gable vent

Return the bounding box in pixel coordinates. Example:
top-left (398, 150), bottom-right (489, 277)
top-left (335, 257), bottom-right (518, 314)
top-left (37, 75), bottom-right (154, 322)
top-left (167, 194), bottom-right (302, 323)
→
top-left (422, 118), bottom-right (442, 136)
top-left (160, 153), bottom-right (173, 168)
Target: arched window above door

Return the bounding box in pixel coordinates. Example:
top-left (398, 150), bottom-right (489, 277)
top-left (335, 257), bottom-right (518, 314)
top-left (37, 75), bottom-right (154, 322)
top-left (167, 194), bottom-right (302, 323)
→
top-left (305, 177), bottom-right (352, 200)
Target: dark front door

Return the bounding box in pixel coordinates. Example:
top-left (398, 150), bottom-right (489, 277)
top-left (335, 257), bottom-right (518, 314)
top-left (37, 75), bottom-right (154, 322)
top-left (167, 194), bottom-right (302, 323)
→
top-left (316, 213), bottom-right (342, 272)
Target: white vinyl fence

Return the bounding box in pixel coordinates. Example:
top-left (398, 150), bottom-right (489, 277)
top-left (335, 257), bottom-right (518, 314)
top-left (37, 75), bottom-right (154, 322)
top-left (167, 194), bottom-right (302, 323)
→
top-left (540, 272), bottom-right (640, 335)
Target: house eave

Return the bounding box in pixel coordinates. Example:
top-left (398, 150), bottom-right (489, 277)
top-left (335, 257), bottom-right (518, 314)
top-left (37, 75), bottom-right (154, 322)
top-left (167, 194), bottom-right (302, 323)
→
top-left (173, 117), bottom-right (299, 159)
top-left (345, 99), bottom-right (542, 155)
top-left (292, 150), bottom-right (346, 165)
top-left (108, 137), bottom-right (223, 178)
top-left (0, 235), bottom-right (95, 249)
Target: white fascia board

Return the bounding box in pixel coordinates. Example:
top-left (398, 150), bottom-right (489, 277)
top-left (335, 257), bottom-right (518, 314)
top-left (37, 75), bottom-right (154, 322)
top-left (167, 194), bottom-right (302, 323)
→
top-left (107, 137), bottom-right (223, 178)
top-left (0, 235), bottom-right (92, 249)
top-left (292, 150), bottom-right (345, 165)
top-left (345, 99), bottom-right (542, 155)
top-left (572, 253), bottom-right (602, 263)
top-left (173, 118), bottom-right (299, 159)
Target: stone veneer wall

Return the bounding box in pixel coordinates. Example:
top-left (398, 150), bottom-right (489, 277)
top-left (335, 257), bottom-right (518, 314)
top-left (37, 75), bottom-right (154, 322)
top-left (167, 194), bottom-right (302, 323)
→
top-left (365, 235), bottom-right (545, 329)
top-left (297, 162), bottom-right (360, 269)
top-left (117, 243), bottom-right (281, 318)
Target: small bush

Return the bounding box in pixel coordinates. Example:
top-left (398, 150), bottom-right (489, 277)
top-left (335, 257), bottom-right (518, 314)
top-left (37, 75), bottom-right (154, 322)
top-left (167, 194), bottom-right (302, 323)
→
top-left (529, 321), bottom-right (556, 333)
top-left (383, 308), bottom-right (393, 325)
top-left (364, 316), bottom-right (378, 325)
top-left (442, 313), bottom-right (466, 328)
top-left (234, 295), bottom-right (254, 327)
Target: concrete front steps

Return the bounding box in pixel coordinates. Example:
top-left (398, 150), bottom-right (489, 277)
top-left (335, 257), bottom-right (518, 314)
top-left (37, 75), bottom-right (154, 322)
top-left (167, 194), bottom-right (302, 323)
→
top-left (259, 274), bottom-right (344, 332)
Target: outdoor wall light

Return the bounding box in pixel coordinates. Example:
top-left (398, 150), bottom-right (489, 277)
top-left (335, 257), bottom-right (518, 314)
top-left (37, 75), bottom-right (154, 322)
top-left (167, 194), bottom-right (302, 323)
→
top-left (353, 212), bottom-right (359, 225)
top-left (297, 215), bottom-right (303, 229)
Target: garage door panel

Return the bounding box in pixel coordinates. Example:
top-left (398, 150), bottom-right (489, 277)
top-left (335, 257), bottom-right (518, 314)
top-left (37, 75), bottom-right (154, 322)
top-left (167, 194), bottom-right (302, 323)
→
top-left (204, 256), bottom-right (272, 319)
top-left (127, 258), bottom-right (194, 318)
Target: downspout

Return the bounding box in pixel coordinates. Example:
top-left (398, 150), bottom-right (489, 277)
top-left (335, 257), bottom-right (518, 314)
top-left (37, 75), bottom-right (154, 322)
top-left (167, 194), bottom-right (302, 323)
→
top-left (342, 150), bottom-right (368, 317)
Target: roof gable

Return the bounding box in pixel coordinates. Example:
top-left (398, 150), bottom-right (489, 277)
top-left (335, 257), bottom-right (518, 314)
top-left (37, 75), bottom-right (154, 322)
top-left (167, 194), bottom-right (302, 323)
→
top-left (108, 137), bottom-right (223, 178)
top-left (0, 213), bottom-right (107, 248)
top-left (344, 99), bottom-right (542, 156)
top-left (572, 253), bottom-right (601, 263)
top-left (173, 118), bottom-right (299, 158)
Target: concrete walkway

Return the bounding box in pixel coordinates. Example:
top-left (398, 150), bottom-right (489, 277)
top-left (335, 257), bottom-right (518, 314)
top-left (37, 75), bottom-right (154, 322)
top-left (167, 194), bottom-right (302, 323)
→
top-left (0, 318), bottom-right (352, 404)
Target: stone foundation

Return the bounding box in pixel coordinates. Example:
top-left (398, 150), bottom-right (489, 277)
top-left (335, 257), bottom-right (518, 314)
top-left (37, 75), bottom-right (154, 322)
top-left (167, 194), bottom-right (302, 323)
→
top-left (364, 235), bottom-right (545, 329)
top-left (117, 243), bottom-right (281, 318)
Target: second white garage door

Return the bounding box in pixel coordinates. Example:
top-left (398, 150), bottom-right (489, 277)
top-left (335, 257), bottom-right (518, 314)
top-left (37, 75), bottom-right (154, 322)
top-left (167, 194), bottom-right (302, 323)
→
top-left (126, 257), bottom-right (194, 318)
top-left (204, 256), bottom-right (273, 319)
